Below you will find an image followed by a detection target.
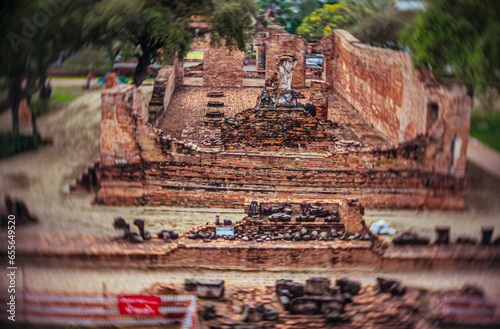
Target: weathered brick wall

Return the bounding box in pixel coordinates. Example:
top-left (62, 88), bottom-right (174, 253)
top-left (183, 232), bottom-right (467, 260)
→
top-left (306, 66), bottom-right (323, 79)
top-left (148, 57), bottom-right (183, 127)
top-left (423, 87), bottom-right (471, 176)
top-left (311, 35), bottom-right (335, 85)
top-left (98, 86), bottom-right (168, 205)
top-left (328, 30), bottom-right (471, 176)
top-left (265, 34), bottom-right (307, 88)
top-left (203, 46), bottom-right (244, 87)
top-left (173, 56), bottom-right (184, 87)
top-left (331, 31), bottom-right (423, 145)
top-left (101, 86), bottom-right (141, 167)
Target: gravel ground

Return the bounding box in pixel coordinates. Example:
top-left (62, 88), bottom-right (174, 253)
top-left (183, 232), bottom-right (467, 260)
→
top-left (3, 265), bottom-right (499, 299)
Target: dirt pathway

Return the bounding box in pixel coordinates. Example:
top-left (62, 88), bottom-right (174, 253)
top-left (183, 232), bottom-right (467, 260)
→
top-left (467, 137), bottom-right (500, 178)
top-left (0, 86), bottom-right (237, 238)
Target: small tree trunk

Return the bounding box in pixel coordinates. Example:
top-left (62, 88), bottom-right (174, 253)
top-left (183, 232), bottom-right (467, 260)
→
top-left (31, 111), bottom-right (41, 146)
top-left (10, 83), bottom-right (22, 135)
top-left (132, 53), bottom-right (152, 87)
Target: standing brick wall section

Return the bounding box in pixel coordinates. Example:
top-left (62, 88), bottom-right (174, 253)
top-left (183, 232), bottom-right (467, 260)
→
top-left (331, 30), bottom-right (422, 145)
top-left (265, 34), bottom-right (308, 88)
top-left (173, 56), bottom-right (184, 87)
top-left (328, 30), bottom-right (471, 176)
top-left (203, 46), bottom-right (244, 87)
top-left (101, 86), bottom-right (141, 167)
top-left (311, 35), bottom-right (335, 84)
top-left (309, 80), bottom-right (330, 120)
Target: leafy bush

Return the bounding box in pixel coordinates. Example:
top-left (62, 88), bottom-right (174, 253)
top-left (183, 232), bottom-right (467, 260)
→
top-left (470, 110), bottom-right (500, 152)
top-left (0, 132), bottom-right (39, 159)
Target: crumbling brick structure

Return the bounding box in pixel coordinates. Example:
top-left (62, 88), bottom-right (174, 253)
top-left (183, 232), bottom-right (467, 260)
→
top-left (95, 30), bottom-right (471, 211)
top-left (263, 34), bottom-right (308, 89)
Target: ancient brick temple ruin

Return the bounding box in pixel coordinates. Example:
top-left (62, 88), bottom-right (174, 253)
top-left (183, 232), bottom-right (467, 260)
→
top-left (95, 30), bottom-right (471, 211)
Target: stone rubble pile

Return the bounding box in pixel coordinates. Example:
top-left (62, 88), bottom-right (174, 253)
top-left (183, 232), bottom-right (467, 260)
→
top-left (203, 276), bottom-right (426, 329)
top-left (185, 219), bottom-right (370, 244)
top-left (112, 217), bottom-right (179, 244)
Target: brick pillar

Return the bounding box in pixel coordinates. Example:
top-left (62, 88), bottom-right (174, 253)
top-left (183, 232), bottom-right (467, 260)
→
top-left (309, 80), bottom-right (330, 120)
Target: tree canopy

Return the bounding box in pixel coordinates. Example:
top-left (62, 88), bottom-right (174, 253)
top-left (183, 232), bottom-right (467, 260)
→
top-left (296, 0), bottom-right (370, 42)
top-left (0, 0), bottom-right (95, 133)
top-left (400, 0), bottom-right (500, 93)
top-left (84, 0), bottom-right (256, 86)
top-left (255, 0), bottom-right (336, 35)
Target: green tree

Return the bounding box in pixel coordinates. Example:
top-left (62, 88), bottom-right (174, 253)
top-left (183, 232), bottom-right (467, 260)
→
top-left (400, 0), bottom-right (500, 93)
top-left (84, 0), bottom-right (256, 86)
top-left (255, 0), bottom-right (330, 34)
top-left (0, 0), bottom-right (96, 134)
top-left (296, 0), bottom-right (370, 42)
top-left (349, 0), bottom-right (418, 49)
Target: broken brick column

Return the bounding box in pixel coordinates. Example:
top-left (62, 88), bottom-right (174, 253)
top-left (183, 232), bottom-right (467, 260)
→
top-left (341, 199), bottom-right (365, 234)
top-left (265, 34), bottom-right (307, 88)
top-left (309, 80), bottom-right (330, 120)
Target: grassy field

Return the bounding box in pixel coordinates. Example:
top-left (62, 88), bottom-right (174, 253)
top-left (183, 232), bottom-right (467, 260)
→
top-left (470, 110), bottom-right (500, 152)
top-left (51, 85), bottom-right (88, 103)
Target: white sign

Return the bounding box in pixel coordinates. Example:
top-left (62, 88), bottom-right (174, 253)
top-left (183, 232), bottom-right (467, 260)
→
top-left (216, 227), bottom-right (234, 237)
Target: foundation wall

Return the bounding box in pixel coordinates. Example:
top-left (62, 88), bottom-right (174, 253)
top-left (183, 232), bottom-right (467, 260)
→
top-left (98, 67), bottom-right (467, 210)
top-left (18, 240), bottom-right (500, 272)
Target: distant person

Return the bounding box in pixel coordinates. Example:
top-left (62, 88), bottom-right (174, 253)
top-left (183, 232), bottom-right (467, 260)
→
top-left (86, 70), bottom-right (94, 89)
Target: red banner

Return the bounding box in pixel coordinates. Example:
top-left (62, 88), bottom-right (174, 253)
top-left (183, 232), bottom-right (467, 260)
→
top-left (118, 295), bottom-right (161, 316)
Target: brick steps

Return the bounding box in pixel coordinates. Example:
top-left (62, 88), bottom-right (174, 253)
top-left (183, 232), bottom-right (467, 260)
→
top-left (69, 159), bottom-right (101, 193)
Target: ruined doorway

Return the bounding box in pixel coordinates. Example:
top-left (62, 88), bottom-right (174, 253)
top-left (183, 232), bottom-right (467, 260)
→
top-left (426, 101), bottom-right (439, 134)
top-left (258, 48), bottom-right (266, 71)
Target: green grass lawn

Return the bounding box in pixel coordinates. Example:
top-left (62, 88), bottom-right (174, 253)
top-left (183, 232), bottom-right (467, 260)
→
top-left (470, 110), bottom-right (500, 152)
top-left (51, 85), bottom-right (88, 103)
top-left (51, 76), bottom-right (87, 80)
